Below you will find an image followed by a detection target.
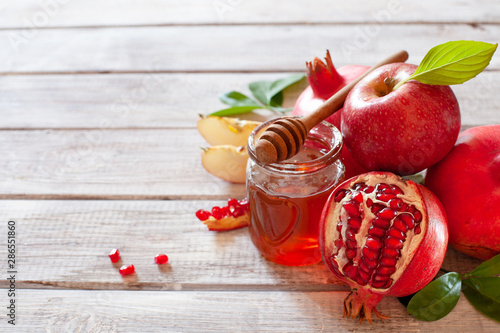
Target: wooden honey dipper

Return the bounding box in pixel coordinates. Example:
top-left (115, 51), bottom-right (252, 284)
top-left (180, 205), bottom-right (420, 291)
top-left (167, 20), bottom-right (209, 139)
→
top-left (255, 50), bottom-right (409, 164)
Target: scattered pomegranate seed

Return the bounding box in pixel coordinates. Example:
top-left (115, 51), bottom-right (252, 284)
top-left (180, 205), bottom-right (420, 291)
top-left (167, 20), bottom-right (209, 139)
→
top-left (109, 248), bottom-right (120, 263)
top-left (195, 209), bottom-right (211, 221)
top-left (154, 254), bottom-right (169, 265)
top-left (119, 264), bottom-right (135, 276)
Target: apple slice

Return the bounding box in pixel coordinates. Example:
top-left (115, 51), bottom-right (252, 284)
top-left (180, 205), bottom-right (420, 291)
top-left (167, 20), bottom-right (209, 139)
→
top-left (201, 145), bottom-right (248, 183)
top-left (197, 115), bottom-right (261, 146)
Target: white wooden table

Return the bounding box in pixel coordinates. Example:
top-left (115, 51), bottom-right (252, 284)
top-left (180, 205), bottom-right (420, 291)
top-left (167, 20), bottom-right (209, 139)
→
top-left (0, 1), bottom-right (499, 331)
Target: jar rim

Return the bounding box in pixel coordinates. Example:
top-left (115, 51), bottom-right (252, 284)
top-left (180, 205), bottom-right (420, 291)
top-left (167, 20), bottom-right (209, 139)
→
top-left (247, 116), bottom-right (343, 174)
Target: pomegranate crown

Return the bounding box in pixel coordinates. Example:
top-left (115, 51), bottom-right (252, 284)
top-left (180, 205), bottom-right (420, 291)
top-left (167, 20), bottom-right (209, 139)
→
top-left (306, 50), bottom-right (345, 100)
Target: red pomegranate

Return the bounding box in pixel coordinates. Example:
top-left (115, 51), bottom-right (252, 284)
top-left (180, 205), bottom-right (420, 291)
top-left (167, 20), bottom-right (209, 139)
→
top-left (319, 172), bottom-right (448, 323)
top-left (292, 50), bottom-right (370, 178)
top-left (426, 125), bottom-right (500, 260)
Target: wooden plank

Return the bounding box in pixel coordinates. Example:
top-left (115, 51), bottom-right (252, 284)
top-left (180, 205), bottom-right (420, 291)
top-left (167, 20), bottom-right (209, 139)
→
top-left (1, 24), bottom-right (499, 73)
top-left (0, 129), bottom-right (246, 199)
top-left (0, 289), bottom-right (497, 332)
top-left (0, 71), bottom-right (499, 129)
top-left (0, 200), bottom-right (483, 290)
top-left (1, 0), bottom-right (499, 28)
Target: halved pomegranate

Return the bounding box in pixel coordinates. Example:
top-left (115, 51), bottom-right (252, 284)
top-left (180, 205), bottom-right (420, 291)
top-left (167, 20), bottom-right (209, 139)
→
top-left (320, 172), bottom-right (448, 323)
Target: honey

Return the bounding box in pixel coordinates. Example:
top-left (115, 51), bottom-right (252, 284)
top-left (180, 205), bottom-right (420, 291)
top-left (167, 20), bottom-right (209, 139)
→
top-left (246, 118), bottom-right (344, 266)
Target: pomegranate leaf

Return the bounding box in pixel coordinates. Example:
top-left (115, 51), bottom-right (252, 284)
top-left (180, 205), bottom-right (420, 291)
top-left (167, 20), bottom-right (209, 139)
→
top-left (393, 40), bottom-right (497, 89)
top-left (210, 106), bottom-right (263, 117)
top-left (219, 91), bottom-right (261, 108)
top-left (407, 272), bottom-right (461, 321)
top-left (469, 254), bottom-right (500, 277)
top-left (463, 277), bottom-right (500, 323)
top-left (268, 74), bottom-right (306, 104)
top-left (249, 74), bottom-right (305, 107)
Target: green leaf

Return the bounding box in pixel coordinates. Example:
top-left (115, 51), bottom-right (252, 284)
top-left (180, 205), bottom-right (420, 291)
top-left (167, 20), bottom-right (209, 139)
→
top-left (407, 272), bottom-right (462, 321)
top-left (249, 74), bottom-right (306, 107)
top-left (249, 80), bottom-right (272, 106)
top-left (463, 277), bottom-right (500, 323)
top-left (209, 106), bottom-right (263, 117)
top-left (268, 74), bottom-right (306, 104)
top-left (219, 91), bottom-right (261, 107)
top-left (393, 40), bottom-right (497, 89)
top-left (470, 254), bottom-right (500, 277)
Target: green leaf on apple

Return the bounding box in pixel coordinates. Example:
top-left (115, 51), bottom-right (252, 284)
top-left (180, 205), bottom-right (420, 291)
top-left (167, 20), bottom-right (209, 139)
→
top-left (393, 40), bottom-right (498, 90)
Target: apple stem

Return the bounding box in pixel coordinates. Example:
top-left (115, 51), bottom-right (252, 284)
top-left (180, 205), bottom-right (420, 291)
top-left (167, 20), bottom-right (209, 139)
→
top-left (392, 77), bottom-right (411, 91)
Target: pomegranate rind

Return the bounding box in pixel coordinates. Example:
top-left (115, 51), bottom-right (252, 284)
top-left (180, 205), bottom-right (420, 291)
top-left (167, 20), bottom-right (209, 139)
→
top-left (202, 214), bottom-right (249, 231)
top-left (426, 125), bottom-right (500, 260)
top-left (319, 171), bottom-right (448, 322)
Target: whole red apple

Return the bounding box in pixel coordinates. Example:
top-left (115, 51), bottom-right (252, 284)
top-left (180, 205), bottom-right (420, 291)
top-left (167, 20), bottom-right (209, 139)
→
top-left (342, 63), bottom-right (461, 176)
top-left (425, 125), bottom-right (500, 260)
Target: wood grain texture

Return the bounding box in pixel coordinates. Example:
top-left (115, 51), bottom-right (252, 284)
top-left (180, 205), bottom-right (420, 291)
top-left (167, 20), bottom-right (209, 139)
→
top-left (0, 200), bottom-right (483, 291)
top-left (1, 72), bottom-right (498, 130)
top-left (1, 24), bottom-right (499, 73)
top-left (1, 0), bottom-right (499, 28)
top-left (0, 129), bottom-right (246, 199)
top-left (1, 289), bottom-right (498, 332)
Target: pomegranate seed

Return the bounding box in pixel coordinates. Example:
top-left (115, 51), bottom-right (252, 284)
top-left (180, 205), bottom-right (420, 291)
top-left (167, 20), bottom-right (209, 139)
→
top-left (356, 275), bottom-right (368, 286)
top-left (400, 203), bottom-right (408, 211)
top-left (211, 206), bottom-right (223, 220)
top-left (371, 203), bottom-right (385, 214)
top-left (376, 193), bottom-right (396, 202)
top-left (346, 249), bottom-right (357, 260)
top-left (372, 274), bottom-right (389, 282)
top-left (365, 237), bottom-right (382, 251)
top-left (336, 221), bottom-right (343, 232)
top-left (343, 262), bottom-right (354, 275)
top-left (343, 200), bottom-right (360, 217)
top-left (392, 218), bottom-right (408, 233)
top-left (154, 254), bottom-right (169, 265)
top-left (371, 280), bottom-right (386, 288)
top-left (346, 230), bottom-right (357, 242)
top-left (347, 266), bottom-right (358, 280)
top-left (381, 186), bottom-right (393, 194)
top-left (389, 198), bottom-right (403, 210)
top-left (347, 217), bottom-right (362, 230)
top-left (380, 256), bottom-right (397, 267)
top-left (413, 210), bottom-right (423, 223)
top-left (368, 226), bottom-right (386, 239)
top-left (378, 208), bottom-right (397, 220)
top-left (195, 209), bottom-right (211, 221)
top-left (109, 249), bottom-right (120, 263)
top-left (358, 260), bottom-right (372, 274)
top-left (400, 213), bottom-right (415, 229)
top-left (231, 207), bottom-right (243, 218)
top-left (334, 239), bottom-right (344, 249)
top-left (220, 206), bottom-right (230, 217)
top-left (358, 269), bottom-right (370, 282)
top-left (372, 217), bottom-right (390, 229)
top-left (377, 265), bottom-right (396, 276)
top-left (407, 205), bottom-right (417, 214)
top-left (119, 264), bottom-right (135, 276)
top-left (366, 198), bottom-right (373, 207)
top-left (378, 183), bottom-right (390, 191)
top-left (238, 198), bottom-right (249, 209)
top-left (351, 191), bottom-right (363, 203)
top-left (385, 237), bottom-right (404, 250)
top-left (364, 186), bottom-right (375, 194)
top-left (364, 259), bottom-right (378, 269)
top-left (362, 247), bottom-right (378, 261)
top-left (382, 247), bottom-right (400, 258)
top-left (228, 198), bottom-right (239, 208)
top-left (346, 240), bottom-right (357, 249)
top-left (353, 183), bottom-right (366, 191)
top-left (383, 279), bottom-right (394, 289)
top-left (391, 185), bottom-right (404, 195)
top-left (330, 256), bottom-right (339, 268)
top-left (334, 189), bottom-right (348, 202)
top-left (415, 225), bottom-right (422, 235)
top-left (387, 228), bottom-right (405, 240)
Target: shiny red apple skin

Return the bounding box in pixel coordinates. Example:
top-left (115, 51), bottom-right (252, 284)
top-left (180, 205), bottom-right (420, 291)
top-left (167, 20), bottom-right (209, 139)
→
top-left (342, 63), bottom-right (461, 176)
top-left (426, 125), bottom-right (500, 260)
